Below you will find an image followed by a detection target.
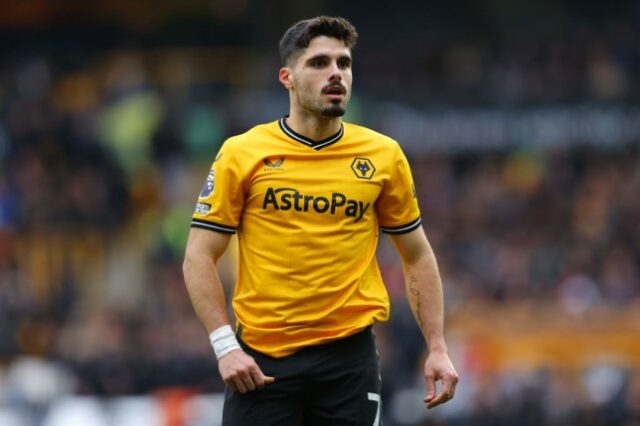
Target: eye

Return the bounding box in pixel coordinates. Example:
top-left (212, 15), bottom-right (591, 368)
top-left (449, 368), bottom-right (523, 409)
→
top-left (338, 58), bottom-right (351, 69)
top-left (310, 58), bottom-right (328, 68)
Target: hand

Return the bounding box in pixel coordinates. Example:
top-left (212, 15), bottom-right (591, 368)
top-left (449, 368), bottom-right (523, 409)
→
top-left (423, 349), bottom-right (458, 409)
top-left (218, 349), bottom-right (275, 393)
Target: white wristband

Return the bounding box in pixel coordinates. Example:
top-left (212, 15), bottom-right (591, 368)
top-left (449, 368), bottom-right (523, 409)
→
top-left (209, 325), bottom-right (241, 360)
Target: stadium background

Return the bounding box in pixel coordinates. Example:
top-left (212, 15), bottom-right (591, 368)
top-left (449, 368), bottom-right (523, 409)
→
top-left (1, 0), bottom-right (639, 425)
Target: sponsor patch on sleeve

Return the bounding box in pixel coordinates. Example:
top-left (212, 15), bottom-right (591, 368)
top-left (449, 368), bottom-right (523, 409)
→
top-left (194, 202), bottom-right (211, 215)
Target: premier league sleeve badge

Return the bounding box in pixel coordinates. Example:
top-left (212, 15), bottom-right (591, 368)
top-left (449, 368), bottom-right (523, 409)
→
top-left (199, 169), bottom-right (215, 198)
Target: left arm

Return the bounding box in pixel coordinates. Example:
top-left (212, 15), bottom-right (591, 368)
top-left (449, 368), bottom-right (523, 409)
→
top-left (390, 225), bottom-right (459, 409)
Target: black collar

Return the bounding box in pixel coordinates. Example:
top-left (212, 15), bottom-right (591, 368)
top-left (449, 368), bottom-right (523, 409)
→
top-left (278, 117), bottom-right (344, 151)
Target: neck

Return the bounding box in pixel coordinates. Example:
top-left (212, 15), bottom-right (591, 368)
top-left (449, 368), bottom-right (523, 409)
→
top-left (285, 109), bottom-right (342, 141)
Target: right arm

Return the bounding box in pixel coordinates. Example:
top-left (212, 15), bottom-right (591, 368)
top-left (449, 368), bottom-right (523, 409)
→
top-left (183, 228), bottom-right (232, 332)
top-left (183, 227), bottom-right (274, 392)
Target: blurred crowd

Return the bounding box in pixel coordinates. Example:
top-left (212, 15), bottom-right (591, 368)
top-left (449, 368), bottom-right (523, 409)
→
top-left (1, 1), bottom-right (640, 425)
top-left (360, 23), bottom-right (640, 107)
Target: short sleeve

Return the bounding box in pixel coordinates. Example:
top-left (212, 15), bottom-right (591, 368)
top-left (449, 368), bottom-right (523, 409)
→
top-left (375, 143), bottom-right (422, 234)
top-left (191, 140), bottom-right (246, 234)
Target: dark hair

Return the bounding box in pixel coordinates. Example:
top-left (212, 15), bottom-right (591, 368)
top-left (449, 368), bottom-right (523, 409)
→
top-left (279, 16), bottom-right (358, 66)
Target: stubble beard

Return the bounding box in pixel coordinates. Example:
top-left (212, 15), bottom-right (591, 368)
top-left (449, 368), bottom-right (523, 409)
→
top-left (296, 88), bottom-right (349, 118)
top-left (321, 103), bottom-right (346, 117)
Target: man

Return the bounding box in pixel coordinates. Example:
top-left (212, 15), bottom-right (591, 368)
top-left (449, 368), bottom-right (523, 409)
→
top-left (183, 16), bottom-right (458, 425)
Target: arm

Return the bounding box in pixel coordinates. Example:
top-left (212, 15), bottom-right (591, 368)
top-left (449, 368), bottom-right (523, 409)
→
top-left (390, 226), bottom-right (458, 409)
top-left (183, 228), bottom-right (274, 393)
top-left (183, 228), bottom-right (233, 332)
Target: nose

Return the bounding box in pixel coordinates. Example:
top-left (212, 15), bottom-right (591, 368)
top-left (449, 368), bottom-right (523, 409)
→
top-left (328, 61), bottom-right (342, 82)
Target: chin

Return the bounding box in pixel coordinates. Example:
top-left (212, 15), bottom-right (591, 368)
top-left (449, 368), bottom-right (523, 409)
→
top-left (321, 105), bottom-right (346, 117)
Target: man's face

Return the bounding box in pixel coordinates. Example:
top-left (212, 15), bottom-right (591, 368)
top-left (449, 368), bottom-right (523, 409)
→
top-left (286, 36), bottom-right (353, 117)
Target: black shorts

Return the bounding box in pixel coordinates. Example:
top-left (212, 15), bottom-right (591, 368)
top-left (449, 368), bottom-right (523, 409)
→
top-left (222, 327), bottom-right (382, 426)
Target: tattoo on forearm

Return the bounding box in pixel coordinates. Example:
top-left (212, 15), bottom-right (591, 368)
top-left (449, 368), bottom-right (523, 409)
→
top-left (409, 275), bottom-right (425, 331)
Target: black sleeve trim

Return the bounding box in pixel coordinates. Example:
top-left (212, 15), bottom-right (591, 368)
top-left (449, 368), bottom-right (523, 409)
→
top-left (380, 217), bottom-right (422, 234)
top-left (191, 218), bottom-right (237, 234)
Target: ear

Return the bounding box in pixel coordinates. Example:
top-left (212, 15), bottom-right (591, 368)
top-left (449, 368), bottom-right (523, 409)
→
top-left (279, 67), bottom-right (294, 90)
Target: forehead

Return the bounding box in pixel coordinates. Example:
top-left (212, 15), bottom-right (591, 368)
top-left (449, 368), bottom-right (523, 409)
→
top-left (297, 36), bottom-right (351, 62)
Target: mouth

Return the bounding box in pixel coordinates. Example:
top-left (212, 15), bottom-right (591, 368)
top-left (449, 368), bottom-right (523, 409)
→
top-left (322, 84), bottom-right (346, 100)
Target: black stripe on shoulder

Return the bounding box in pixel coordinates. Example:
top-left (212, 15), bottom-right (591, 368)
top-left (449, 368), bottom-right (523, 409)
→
top-left (191, 219), bottom-right (237, 234)
top-left (380, 217), bottom-right (422, 234)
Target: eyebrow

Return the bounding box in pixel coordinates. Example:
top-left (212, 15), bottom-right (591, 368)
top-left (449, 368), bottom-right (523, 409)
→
top-left (305, 53), bottom-right (352, 64)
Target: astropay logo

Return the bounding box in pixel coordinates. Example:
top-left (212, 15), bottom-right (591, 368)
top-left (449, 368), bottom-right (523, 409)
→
top-left (262, 187), bottom-right (370, 222)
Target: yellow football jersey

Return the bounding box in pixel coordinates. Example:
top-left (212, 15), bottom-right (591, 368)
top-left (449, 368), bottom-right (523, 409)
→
top-left (192, 118), bottom-right (421, 357)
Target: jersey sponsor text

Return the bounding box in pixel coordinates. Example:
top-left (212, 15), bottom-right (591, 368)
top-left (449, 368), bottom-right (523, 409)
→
top-left (262, 186), bottom-right (370, 222)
